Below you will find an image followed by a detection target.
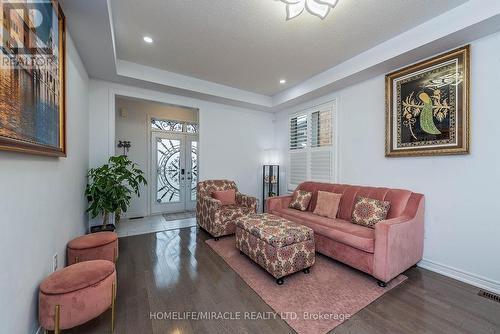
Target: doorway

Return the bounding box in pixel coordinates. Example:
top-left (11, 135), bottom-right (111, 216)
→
top-left (151, 120), bottom-right (198, 215)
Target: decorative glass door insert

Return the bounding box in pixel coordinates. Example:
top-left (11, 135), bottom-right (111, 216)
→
top-left (151, 129), bottom-right (198, 214)
top-left (156, 138), bottom-right (181, 204)
top-left (190, 140), bottom-right (198, 202)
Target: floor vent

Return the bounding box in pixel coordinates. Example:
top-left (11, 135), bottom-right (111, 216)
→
top-left (478, 289), bottom-right (500, 303)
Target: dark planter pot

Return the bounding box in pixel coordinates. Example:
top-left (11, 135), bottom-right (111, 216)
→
top-left (90, 224), bottom-right (116, 233)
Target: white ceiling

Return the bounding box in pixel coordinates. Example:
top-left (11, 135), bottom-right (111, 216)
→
top-left (111, 0), bottom-right (467, 95)
top-left (60, 0), bottom-right (500, 111)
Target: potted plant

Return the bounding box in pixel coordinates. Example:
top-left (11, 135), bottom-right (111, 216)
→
top-left (108, 155), bottom-right (147, 225)
top-left (86, 155), bottom-right (147, 232)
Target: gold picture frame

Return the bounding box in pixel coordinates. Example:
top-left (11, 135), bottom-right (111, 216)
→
top-left (0, 1), bottom-right (66, 157)
top-left (385, 45), bottom-right (470, 157)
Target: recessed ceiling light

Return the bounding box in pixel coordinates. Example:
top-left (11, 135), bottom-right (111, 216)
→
top-left (143, 36), bottom-right (153, 44)
top-left (279, 79), bottom-right (286, 84)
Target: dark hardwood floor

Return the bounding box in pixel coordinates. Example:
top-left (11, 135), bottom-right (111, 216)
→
top-left (67, 226), bottom-right (500, 334)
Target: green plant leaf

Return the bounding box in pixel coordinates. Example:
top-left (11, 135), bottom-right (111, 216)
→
top-left (85, 155), bottom-right (147, 220)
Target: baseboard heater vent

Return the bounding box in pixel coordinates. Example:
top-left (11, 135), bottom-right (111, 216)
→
top-left (478, 289), bottom-right (500, 303)
top-left (129, 216), bottom-right (144, 220)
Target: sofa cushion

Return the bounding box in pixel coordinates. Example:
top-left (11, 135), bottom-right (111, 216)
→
top-left (220, 205), bottom-right (254, 222)
top-left (384, 189), bottom-right (412, 219)
top-left (289, 190), bottom-right (312, 211)
top-left (273, 208), bottom-right (375, 253)
top-left (351, 196), bottom-right (390, 228)
top-left (313, 191), bottom-right (342, 218)
top-left (212, 189), bottom-right (236, 205)
top-left (294, 182), bottom-right (340, 211)
top-left (197, 180), bottom-right (238, 201)
top-left (294, 182), bottom-right (412, 221)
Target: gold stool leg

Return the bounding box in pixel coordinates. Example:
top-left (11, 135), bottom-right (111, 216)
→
top-left (75, 256), bottom-right (79, 263)
top-left (54, 304), bottom-right (60, 334)
top-left (113, 248), bottom-right (117, 263)
top-left (111, 281), bottom-right (116, 332)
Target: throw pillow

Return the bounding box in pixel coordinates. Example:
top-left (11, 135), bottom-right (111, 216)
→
top-left (351, 196), bottom-right (391, 228)
top-left (212, 189), bottom-right (236, 206)
top-left (288, 190), bottom-right (312, 211)
top-left (313, 191), bottom-right (342, 218)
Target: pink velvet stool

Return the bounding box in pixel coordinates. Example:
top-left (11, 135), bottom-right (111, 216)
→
top-left (67, 232), bottom-right (118, 265)
top-left (39, 260), bottom-right (117, 333)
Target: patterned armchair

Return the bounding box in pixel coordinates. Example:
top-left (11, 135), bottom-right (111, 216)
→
top-left (197, 180), bottom-right (258, 239)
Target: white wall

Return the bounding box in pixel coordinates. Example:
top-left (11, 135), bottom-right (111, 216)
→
top-left (89, 80), bottom-right (274, 219)
top-left (275, 32), bottom-right (500, 293)
top-left (115, 97), bottom-right (198, 217)
top-left (0, 34), bottom-right (89, 333)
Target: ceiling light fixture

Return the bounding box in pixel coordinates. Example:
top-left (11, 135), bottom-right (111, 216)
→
top-left (279, 79), bottom-right (286, 84)
top-left (280, 0), bottom-right (339, 20)
top-left (143, 36), bottom-right (153, 44)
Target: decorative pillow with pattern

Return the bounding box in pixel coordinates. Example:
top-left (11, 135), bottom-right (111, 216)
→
top-left (288, 190), bottom-right (313, 211)
top-left (351, 196), bottom-right (391, 228)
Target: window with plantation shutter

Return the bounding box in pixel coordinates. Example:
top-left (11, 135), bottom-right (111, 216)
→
top-left (288, 102), bottom-right (335, 190)
top-left (289, 114), bottom-right (307, 150)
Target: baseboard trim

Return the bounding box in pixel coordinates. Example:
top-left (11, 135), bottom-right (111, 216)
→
top-left (418, 259), bottom-right (500, 294)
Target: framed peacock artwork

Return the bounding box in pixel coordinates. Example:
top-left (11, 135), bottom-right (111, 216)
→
top-left (385, 45), bottom-right (470, 157)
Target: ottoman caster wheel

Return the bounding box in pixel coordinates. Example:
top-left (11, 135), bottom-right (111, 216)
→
top-left (276, 278), bottom-right (284, 285)
top-left (214, 237), bottom-right (220, 241)
top-left (303, 268), bottom-right (310, 274)
top-left (377, 280), bottom-right (387, 288)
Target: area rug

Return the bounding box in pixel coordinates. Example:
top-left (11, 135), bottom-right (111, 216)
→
top-left (206, 236), bottom-right (407, 334)
top-left (162, 211), bottom-right (196, 222)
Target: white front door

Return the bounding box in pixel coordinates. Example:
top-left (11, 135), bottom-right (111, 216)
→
top-left (185, 135), bottom-right (198, 211)
top-left (151, 132), bottom-right (198, 214)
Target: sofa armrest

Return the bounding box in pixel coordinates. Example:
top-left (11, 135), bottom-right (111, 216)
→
top-left (265, 195), bottom-right (293, 213)
top-left (197, 196), bottom-right (222, 231)
top-left (203, 196), bottom-right (222, 209)
top-left (201, 196), bottom-right (222, 215)
top-left (373, 195), bottom-right (425, 283)
top-left (236, 192), bottom-right (258, 212)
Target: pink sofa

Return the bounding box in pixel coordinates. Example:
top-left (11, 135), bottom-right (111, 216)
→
top-left (266, 182), bottom-right (424, 285)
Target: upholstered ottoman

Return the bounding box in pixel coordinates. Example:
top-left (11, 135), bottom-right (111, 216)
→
top-left (235, 213), bottom-right (315, 285)
top-left (39, 260), bottom-right (117, 333)
top-left (67, 232), bottom-right (118, 265)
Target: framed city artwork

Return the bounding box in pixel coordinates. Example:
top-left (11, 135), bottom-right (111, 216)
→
top-left (385, 45), bottom-right (470, 157)
top-left (0, 0), bottom-right (66, 156)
